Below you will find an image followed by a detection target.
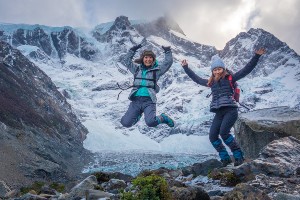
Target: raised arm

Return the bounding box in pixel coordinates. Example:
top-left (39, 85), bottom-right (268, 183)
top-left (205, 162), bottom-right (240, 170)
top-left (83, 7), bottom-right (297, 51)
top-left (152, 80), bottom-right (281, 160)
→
top-left (157, 46), bottom-right (173, 76)
top-left (120, 44), bottom-right (142, 74)
top-left (232, 48), bottom-right (266, 82)
top-left (182, 60), bottom-right (208, 87)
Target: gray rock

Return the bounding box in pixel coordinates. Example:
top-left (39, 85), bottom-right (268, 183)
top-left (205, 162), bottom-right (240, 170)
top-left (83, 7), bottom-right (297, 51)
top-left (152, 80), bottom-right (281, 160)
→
top-left (246, 174), bottom-right (300, 197)
top-left (234, 137), bottom-right (300, 178)
top-left (210, 197), bottom-right (223, 200)
top-left (234, 106), bottom-right (300, 158)
top-left (86, 189), bottom-right (113, 200)
top-left (5, 189), bottom-right (19, 199)
top-left (0, 180), bottom-right (10, 198)
top-left (223, 183), bottom-right (271, 200)
top-left (296, 167), bottom-right (300, 176)
top-left (0, 41), bottom-right (92, 188)
top-left (171, 185), bottom-right (211, 200)
top-left (64, 175), bottom-right (98, 200)
top-left (274, 192), bottom-right (300, 200)
top-left (16, 193), bottom-right (48, 200)
top-left (92, 81), bottom-right (121, 91)
top-left (182, 159), bottom-right (222, 177)
top-left (40, 185), bottom-right (57, 195)
top-left (102, 178), bottom-right (127, 192)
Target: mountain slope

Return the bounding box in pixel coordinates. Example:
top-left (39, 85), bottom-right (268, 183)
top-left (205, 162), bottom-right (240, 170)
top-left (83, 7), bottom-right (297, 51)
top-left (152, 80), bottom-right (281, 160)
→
top-left (0, 41), bottom-right (92, 188)
top-left (1, 16), bottom-right (299, 150)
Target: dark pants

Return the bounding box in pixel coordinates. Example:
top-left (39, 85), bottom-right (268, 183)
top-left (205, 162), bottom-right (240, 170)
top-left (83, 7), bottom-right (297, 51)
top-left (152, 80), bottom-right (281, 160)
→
top-left (209, 107), bottom-right (243, 160)
top-left (121, 97), bottom-right (159, 128)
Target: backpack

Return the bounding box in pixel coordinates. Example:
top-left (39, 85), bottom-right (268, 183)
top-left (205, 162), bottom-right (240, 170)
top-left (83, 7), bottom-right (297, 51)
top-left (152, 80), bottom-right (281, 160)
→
top-left (227, 74), bottom-right (240, 103)
top-left (228, 73), bottom-right (251, 110)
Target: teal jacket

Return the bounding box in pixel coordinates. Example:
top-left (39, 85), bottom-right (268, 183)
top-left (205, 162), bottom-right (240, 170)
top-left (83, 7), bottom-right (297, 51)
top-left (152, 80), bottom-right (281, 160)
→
top-left (121, 50), bottom-right (173, 103)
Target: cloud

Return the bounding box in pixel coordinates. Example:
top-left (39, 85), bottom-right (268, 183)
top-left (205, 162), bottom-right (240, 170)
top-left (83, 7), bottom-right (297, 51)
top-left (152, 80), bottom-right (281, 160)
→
top-left (0, 0), bottom-right (299, 54)
top-left (0, 0), bottom-right (89, 27)
top-left (251, 0), bottom-right (300, 53)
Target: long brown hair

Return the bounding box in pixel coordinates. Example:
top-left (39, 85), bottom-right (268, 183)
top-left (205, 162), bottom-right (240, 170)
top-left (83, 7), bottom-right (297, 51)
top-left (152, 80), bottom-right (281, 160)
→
top-left (207, 69), bottom-right (228, 87)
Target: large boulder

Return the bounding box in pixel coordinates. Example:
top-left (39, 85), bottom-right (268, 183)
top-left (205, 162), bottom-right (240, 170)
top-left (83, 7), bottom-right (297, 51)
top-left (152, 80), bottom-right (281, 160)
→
top-left (234, 136), bottom-right (300, 178)
top-left (170, 185), bottom-right (211, 200)
top-left (60, 175), bottom-right (101, 200)
top-left (234, 106), bottom-right (300, 158)
top-left (223, 183), bottom-right (271, 200)
top-left (182, 159), bottom-right (222, 177)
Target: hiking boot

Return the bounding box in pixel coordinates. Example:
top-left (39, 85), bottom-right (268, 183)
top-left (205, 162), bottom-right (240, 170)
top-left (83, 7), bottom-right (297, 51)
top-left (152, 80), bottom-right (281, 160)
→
top-left (234, 157), bottom-right (244, 166)
top-left (160, 113), bottom-right (174, 127)
top-left (221, 158), bottom-right (232, 167)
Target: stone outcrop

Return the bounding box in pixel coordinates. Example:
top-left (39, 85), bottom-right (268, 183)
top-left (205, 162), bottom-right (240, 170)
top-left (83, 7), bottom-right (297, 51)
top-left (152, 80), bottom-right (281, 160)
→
top-left (182, 159), bottom-right (222, 177)
top-left (234, 106), bottom-right (300, 158)
top-left (0, 41), bottom-right (92, 188)
top-left (0, 25), bottom-right (97, 60)
top-left (223, 183), bottom-right (271, 200)
top-left (234, 136), bottom-right (300, 179)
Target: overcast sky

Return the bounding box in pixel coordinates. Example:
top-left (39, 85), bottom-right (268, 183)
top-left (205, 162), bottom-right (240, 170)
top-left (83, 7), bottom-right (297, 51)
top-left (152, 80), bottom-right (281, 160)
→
top-left (0, 0), bottom-right (299, 54)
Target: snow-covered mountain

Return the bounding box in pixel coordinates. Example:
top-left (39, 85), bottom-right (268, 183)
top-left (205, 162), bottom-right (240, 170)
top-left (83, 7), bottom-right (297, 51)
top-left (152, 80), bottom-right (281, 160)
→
top-left (1, 16), bottom-right (299, 154)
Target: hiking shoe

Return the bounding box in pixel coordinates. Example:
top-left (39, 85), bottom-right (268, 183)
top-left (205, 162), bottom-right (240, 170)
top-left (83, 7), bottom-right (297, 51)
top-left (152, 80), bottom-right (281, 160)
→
top-left (234, 158), bottom-right (244, 166)
top-left (160, 113), bottom-right (174, 127)
top-left (221, 158), bottom-right (232, 167)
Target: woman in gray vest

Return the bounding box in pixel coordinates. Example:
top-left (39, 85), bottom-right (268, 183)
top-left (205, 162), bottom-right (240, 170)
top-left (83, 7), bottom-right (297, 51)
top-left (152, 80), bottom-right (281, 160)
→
top-left (119, 41), bottom-right (174, 128)
top-left (181, 48), bottom-right (266, 166)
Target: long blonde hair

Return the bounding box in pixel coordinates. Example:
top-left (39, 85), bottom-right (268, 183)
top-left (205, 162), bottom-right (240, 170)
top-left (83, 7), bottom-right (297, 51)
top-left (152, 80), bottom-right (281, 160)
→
top-left (207, 69), bottom-right (228, 87)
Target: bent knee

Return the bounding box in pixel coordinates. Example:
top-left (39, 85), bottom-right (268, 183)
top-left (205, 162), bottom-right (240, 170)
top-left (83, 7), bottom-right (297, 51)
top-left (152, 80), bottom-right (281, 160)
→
top-left (145, 118), bottom-right (158, 127)
top-left (121, 117), bottom-right (133, 128)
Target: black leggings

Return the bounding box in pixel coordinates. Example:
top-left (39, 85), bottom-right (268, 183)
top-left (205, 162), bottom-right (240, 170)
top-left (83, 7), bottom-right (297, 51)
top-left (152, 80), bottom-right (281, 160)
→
top-left (209, 106), bottom-right (243, 160)
top-left (209, 107), bottom-right (238, 142)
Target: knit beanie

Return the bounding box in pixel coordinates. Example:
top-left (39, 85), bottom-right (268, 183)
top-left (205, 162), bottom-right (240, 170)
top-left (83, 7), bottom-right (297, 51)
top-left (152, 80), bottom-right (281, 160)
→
top-left (210, 55), bottom-right (225, 71)
top-left (134, 50), bottom-right (156, 64)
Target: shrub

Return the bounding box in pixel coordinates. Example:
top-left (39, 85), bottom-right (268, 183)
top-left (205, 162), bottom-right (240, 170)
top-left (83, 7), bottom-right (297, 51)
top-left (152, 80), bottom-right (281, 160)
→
top-left (121, 174), bottom-right (172, 200)
top-left (50, 182), bottom-right (65, 193)
top-left (20, 181), bottom-right (45, 195)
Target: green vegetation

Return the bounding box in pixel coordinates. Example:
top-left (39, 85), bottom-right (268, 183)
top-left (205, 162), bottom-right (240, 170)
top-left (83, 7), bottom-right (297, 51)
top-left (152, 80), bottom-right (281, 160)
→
top-left (50, 182), bottom-right (65, 193)
top-left (20, 182), bottom-right (66, 195)
top-left (20, 181), bottom-right (45, 195)
top-left (208, 170), bottom-right (241, 186)
top-left (121, 174), bottom-right (172, 200)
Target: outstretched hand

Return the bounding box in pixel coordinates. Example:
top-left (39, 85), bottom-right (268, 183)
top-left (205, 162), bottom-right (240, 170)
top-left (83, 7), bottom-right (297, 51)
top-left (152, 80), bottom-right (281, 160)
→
top-left (181, 59), bottom-right (188, 67)
top-left (130, 38), bottom-right (147, 52)
top-left (162, 46), bottom-right (171, 53)
top-left (255, 48), bottom-right (266, 55)
top-left (130, 44), bottom-right (142, 52)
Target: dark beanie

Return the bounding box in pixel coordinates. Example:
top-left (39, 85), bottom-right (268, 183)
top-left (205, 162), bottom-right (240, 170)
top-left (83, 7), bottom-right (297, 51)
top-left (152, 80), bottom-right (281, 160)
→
top-left (134, 50), bottom-right (156, 64)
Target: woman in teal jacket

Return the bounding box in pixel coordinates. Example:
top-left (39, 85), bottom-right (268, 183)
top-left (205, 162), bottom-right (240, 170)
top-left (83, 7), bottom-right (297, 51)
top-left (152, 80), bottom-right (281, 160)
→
top-left (120, 42), bottom-right (174, 128)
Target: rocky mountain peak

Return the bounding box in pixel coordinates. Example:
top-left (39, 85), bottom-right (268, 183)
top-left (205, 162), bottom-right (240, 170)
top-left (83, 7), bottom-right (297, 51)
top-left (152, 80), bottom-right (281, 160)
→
top-left (156, 15), bottom-right (185, 35)
top-left (111, 16), bottom-right (133, 31)
top-left (93, 16), bottom-right (136, 43)
top-left (220, 27), bottom-right (300, 77)
top-left (133, 15), bottom-right (185, 38)
top-left (0, 24), bottom-right (98, 61)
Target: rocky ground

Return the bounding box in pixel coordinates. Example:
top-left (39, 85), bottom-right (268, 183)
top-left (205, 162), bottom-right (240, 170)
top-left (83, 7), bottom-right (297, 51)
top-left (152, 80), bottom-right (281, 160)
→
top-left (1, 136), bottom-right (299, 200)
